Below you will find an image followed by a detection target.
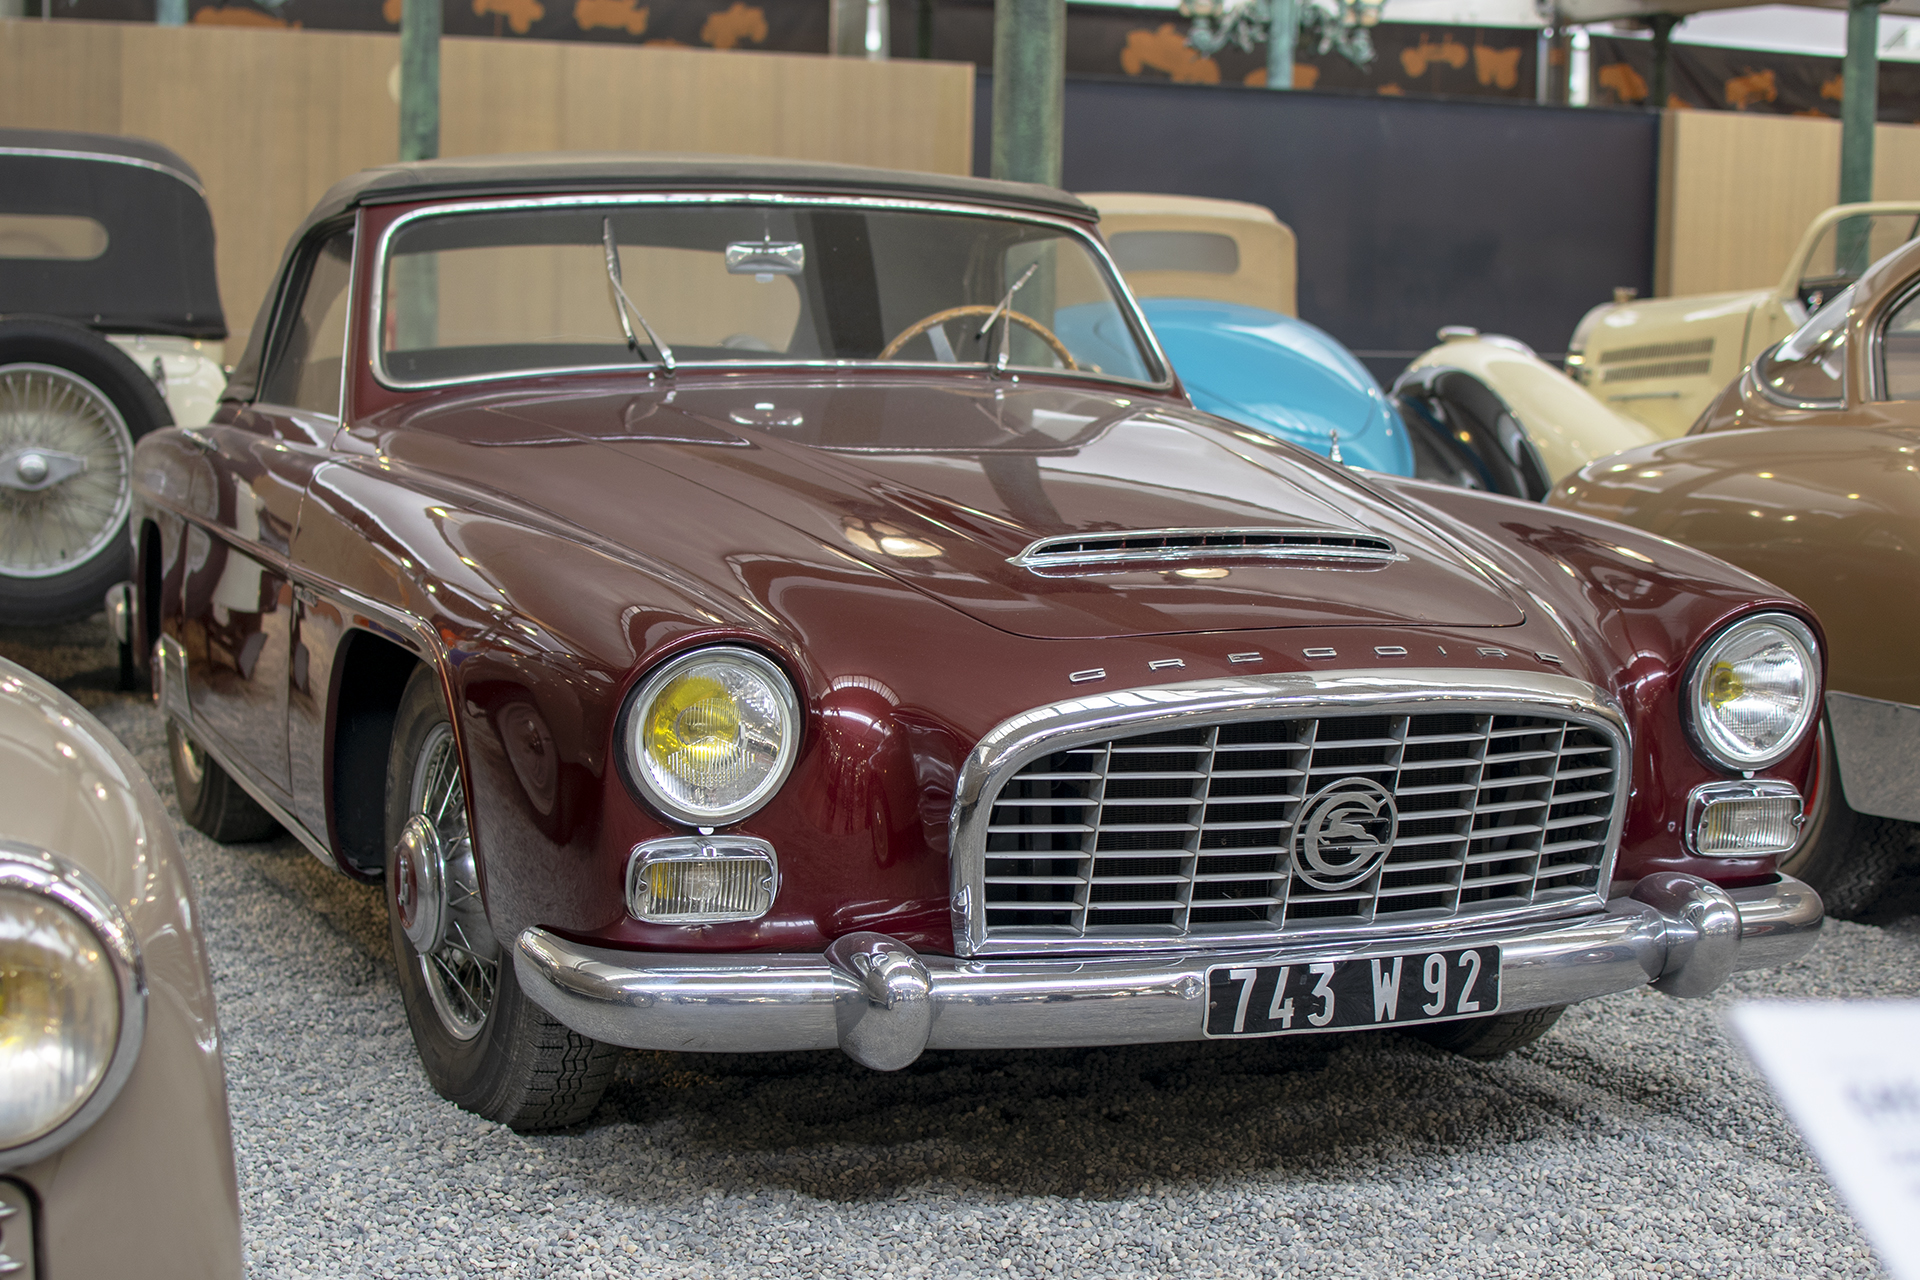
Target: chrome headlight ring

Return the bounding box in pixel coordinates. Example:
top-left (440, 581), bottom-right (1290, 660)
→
top-left (0, 840), bottom-right (146, 1172)
top-left (1684, 612), bottom-right (1821, 772)
top-left (617, 645), bottom-right (802, 827)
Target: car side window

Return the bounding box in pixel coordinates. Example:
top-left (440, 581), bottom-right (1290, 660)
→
top-left (259, 226), bottom-right (354, 415)
top-left (1880, 284), bottom-right (1920, 401)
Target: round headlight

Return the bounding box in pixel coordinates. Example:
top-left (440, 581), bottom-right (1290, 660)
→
top-left (0, 843), bottom-right (144, 1171)
top-left (622, 647), bottom-right (801, 825)
top-left (1686, 613), bottom-right (1820, 770)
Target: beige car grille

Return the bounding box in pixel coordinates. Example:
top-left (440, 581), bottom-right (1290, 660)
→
top-left (978, 709), bottom-right (1619, 946)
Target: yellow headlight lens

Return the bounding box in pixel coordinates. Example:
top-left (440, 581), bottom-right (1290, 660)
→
top-left (0, 887), bottom-right (121, 1150)
top-left (625, 648), bottom-right (799, 824)
top-left (1688, 616), bottom-right (1818, 769)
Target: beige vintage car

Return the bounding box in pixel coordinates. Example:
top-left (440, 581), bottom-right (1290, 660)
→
top-left (0, 656), bottom-right (242, 1277)
top-left (1566, 202), bottom-right (1920, 437)
top-left (1552, 233), bottom-right (1920, 915)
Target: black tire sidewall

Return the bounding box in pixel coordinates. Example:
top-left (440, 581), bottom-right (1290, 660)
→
top-left (0, 317), bottom-right (174, 624)
top-left (385, 666), bottom-right (519, 1106)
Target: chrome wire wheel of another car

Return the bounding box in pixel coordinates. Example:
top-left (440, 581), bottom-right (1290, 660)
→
top-left (0, 319), bottom-right (172, 625)
top-left (398, 721), bottom-right (498, 1039)
top-left (166, 717), bottom-right (279, 844)
top-left (0, 362), bottom-right (134, 581)
top-left (384, 665), bottom-right (617, 1130)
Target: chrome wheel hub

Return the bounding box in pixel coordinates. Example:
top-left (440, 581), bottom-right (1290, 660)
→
top-left (400, 723), bottom-right (497, 1041)
top-left (0, 364), bottom-right (134, 578)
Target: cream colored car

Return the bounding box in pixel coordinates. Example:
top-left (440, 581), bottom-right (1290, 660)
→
top-left (0, 657), bottom-right (242, 1277)
top-left (1399, 329), bottom-right (1659, 497)
top-left (1566, 202), bottom-right (1920, 437)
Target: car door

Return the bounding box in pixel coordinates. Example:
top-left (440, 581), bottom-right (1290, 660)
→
top-left (179, 223), bottom-right (353, 802)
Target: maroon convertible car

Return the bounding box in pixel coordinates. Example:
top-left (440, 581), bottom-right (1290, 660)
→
top-left (129, 155), bottom-right (1823, 1129)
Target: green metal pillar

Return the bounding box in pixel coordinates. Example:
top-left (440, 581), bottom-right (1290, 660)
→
top-left (155, 0), bottom-right (186, 25)
top-left (1646, 13), bottom-right (1678, 111)
top-left (990, 0), bottom-right (1066, 186)
top-left (1841, 0), bottom-right (1883, 204)
top-left (1266, 0), bottom-right (1295, 89)
top-left (399, 0), bottom-right (441, 163)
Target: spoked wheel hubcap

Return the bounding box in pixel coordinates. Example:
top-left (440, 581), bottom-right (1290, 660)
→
top-left (0, 363), bottom-right (134, 579)
top-left (399, 723), bottom-right (498, 1041)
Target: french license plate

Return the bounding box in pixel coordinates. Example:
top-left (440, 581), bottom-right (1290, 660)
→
top-left (1204, 946), bottom-right (1500, 1037)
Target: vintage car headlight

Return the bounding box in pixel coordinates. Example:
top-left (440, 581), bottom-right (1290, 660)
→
top-left (621, 646), bottom-right (801, 825)
top-left (0, 843), bottom-right (144, 1170)
top-left (1686, 614), bottom-right (1819, 770)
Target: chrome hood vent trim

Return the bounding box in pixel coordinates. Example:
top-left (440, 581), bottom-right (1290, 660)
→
top-left (1010, 527), bottom-right (1403, 575)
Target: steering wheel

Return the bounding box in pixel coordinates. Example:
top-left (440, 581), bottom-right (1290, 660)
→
top-left (878, 304), bottom-right (1079, 370)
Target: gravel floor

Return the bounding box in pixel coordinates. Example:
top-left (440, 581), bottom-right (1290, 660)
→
top-left (8, 619), bottom-right (1918, 1280)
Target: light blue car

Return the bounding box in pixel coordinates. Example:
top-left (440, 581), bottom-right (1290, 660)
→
top-left (1140, 297), bottom-right (1414, 476)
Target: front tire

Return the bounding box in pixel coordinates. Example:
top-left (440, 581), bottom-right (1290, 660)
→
top-left (384, 666), bottom-right (616, 1130)
top-left (1782, 718), bottom-right (1919, 919)
top-left (1410, 1004), bottom-right (1566, 1059)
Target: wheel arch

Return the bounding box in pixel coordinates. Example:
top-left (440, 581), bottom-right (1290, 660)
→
top-left (326, 627), bottom-right (427, 878)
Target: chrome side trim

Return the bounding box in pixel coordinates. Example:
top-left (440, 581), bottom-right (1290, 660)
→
top-left (0, 841), bottom-right (147, 1172)
top-left (1826, 690), bottom-right (1920, 822)
top-left (511, 873), bottom-right (1823, 1066)
top-left (1008, 527), bottom-right (1403, 574)
top-left (366, 192), bottom-right (1176, 394)
top-left (946, 668), bottom-right (1631, 959)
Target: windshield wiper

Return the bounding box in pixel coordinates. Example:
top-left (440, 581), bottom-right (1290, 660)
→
top-left (601, 217), bottom-right (675, 375)
top-left (976, 262), bottom-right (1038, 377)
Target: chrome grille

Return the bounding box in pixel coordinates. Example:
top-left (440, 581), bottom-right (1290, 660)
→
top-left (978, 709), bottom-right (1618, 945)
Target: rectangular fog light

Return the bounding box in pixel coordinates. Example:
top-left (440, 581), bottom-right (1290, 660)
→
top-left (626, 836), bottom-right (776, 923)
top-left (1689, 781), bottom-right (1803, 857)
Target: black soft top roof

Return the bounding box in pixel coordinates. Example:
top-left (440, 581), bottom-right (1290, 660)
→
top-left (299, 152), bottom-right (1094, 233)
top-left (0, 129), bottom-right (224, 340)
top-left (227, 152), bottom-right (1093, 401)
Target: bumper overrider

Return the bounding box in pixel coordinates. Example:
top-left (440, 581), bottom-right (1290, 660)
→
top-left (514, 871), bottom-right (1822, 1070)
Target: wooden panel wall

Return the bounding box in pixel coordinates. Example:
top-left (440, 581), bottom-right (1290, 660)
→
top-left (1657, 108), bottom-right (1920, 297)
top-left (0, 19), bottom-right (974, 347)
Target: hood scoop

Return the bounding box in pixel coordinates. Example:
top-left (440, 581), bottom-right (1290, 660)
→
top-left (1010, 527), bottom-right (1404, 576)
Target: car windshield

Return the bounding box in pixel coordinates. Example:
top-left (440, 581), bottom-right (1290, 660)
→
top-left (1755, 284), bottom-right (1852, 408)
top-left (378, 200), bottom-right (1160, 386)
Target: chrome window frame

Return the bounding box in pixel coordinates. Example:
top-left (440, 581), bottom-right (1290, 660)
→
top-left (947, 668), bottom-right (1631, 960)
top-left (365, 191), bottom-right (1177, 394)
top-left (1754, 287), bottom-right (1854, 411)
top-left (1871, 271), bottom-right (1920, 403)
top-left (0, 839), bottom-right (147, 1172)
top-left (253, 217), bottom-right (358, 420)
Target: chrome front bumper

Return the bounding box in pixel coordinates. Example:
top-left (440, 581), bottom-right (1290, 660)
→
top-left (514, 872), bottom-right (1823, 1071)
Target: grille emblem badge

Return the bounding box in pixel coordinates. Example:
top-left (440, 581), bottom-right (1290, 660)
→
top-left (1293, 778), bottom-right (1399, 892)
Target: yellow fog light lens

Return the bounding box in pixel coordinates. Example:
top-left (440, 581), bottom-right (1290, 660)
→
top-left (1687, 614), bottom-right (1819, 769)
top-left (1689, 781), bottom-right (1803, 856)
top-left (623, 647), bottom-right (800, 825)
top-left (626, 837), bottom-right (777, 923)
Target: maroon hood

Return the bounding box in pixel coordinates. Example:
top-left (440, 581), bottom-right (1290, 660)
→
top-left (373, 374), bottom-right (1528, 640)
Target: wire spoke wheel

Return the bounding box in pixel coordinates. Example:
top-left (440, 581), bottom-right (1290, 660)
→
top-left (0, 363), bottom-right (135, 579)
top-left (408, 722), bottom-right (499, 1040)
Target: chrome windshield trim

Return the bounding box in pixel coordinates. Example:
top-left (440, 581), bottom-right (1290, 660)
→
top-left (947, 667), bottom-right (1631, 959)
top-left (0, 840), bottom-right (148, 1172)
top-left (366, 191), bottom-right (1176, 394)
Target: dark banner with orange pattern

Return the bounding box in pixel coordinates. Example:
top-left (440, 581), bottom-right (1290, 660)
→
top-left (1587, 34), bottom-right (1920, 121)
top-left (56, 0), bottom-right (1540, 100)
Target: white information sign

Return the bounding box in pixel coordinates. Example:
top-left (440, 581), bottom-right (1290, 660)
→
top-left (1730, 1001), bottom-right (1920, 1280)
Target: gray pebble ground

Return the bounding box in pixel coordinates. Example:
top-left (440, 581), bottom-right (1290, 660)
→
top-left (9, 619), bottom-right (1918, 1280)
